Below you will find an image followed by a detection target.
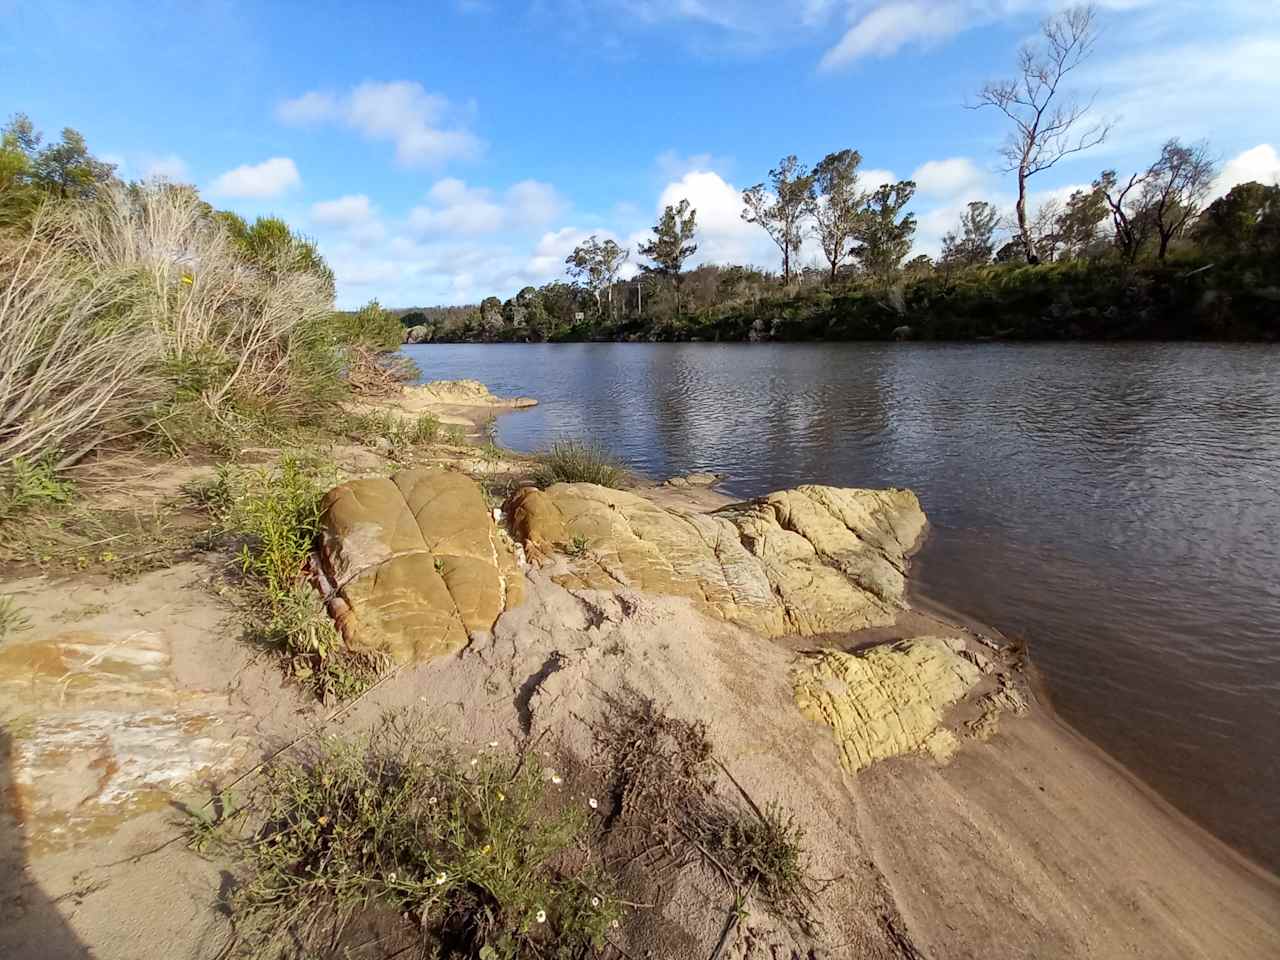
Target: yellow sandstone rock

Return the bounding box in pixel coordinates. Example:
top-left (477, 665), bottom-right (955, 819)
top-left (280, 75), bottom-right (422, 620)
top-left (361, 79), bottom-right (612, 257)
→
top-left (319, 468), bottom-right (523, 662)
top-left (792, 637), bottom-right (982, 772)
top-left (507, 482), bottom-right (924, 637)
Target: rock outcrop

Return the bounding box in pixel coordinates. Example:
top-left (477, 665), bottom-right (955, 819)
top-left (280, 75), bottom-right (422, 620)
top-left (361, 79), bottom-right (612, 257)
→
top-left (407, 379), bottom-right (537, 408)
top-left (792, 637), bottom-right (982, 771)
top-left (506, 482), bottom-right (924, 637)
top-left (319, 468), bottom-right (524, 662)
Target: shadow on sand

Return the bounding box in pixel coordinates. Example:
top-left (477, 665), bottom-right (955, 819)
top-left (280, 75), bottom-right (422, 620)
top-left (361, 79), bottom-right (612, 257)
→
top-left (0, 726), bottom-right (92, 959)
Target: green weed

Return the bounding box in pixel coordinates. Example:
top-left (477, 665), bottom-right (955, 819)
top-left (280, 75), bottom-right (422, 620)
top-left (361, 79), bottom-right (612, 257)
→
top-left (204, 711), bottom-right (620, 958)
top-left (0, 458), bottom-right (75, 521)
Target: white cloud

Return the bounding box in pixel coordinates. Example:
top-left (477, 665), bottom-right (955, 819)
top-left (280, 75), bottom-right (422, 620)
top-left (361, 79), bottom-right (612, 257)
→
top-left (311, 194), bottom-right (376, 228)
top-left (209, 157), bottom-right (300, 198)
top-left (820, 1), bottom-right (968, 69)
top-left (860, 167), bottom-right (898, 190)
top-left (409, 178), bottom-right (565, 236)
top-left (1211, 144), bottom-right (1280, 199)
top-left (277, 81), bottom-right (482, 166)
top-left (653, 169), bottom-right (771, 266)
top-left (910, 157), bottom-right (988, 198)
top-left (142, 153), bottom-right (189, 182)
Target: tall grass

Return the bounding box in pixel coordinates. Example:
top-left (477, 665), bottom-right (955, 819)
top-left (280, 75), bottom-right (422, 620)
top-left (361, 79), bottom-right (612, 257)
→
top-left (532, 440), bottom-right (629, 489)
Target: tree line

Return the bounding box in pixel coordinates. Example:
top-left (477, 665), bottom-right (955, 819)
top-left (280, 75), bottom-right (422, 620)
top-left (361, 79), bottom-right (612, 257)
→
top-left (400, 4), bottom-right (1275, 345)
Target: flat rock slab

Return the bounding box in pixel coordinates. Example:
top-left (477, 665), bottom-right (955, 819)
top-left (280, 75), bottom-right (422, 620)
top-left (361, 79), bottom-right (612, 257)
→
top-left (319, 468), bottom-right (524, 662)
top-left (0, 625), bottom-right (249, 854)
top-left (507, 482), bottom-right (924, 637)
top-left (792, 637), bottom-right (982, 771)
top-left (408, 379), bottom-right (537, 408)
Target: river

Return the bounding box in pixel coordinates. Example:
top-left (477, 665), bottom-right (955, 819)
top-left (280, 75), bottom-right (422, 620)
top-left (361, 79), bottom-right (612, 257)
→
top-left (402, 341), bottom-right (1280, 872)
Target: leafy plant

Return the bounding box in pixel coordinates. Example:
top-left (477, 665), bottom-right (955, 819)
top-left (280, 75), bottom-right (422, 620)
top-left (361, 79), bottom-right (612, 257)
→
top-left (0, 457), bottom-right (75, 520)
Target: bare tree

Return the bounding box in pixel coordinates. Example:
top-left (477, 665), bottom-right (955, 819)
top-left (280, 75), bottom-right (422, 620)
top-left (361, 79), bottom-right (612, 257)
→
top-left (742, 155), bottom-right (816, 285)
top-left (1140, 139), bottom-right (1216, 261)
top-left (973, 5), bottom-right (1110, 264)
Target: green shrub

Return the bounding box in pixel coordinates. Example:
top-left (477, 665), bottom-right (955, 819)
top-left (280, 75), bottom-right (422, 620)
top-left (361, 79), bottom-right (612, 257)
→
top-left (206, 711), bottom-right (620, 958)
top-left (331, 298), bottom-right (404, 352)
top-left (532, 441), bottom-right (629, 489)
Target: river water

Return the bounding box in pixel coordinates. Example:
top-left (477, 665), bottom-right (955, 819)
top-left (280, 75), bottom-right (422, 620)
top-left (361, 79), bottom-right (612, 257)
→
top-left (403, 341), bottom-right (1280, 872)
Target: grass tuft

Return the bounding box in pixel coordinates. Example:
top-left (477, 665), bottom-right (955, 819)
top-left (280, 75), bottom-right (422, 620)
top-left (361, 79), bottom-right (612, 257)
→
top-left (339, 409), bottom-right (442, 460)
top-left (202, 454), bottom-right (385, 701)
top-left (532, 441), bottom-right (629, 489)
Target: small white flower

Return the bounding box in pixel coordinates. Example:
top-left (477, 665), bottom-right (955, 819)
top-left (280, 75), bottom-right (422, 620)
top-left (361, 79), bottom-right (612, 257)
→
top-left (588, 797), bottom-right (598, 810)
top-left (492, 507), bottom-right (502, 522)
top-left (470, 758), bottom-right (478, 766)
top-left (611, 919), bottom-right (620, 929)
top-left (428, 796), bottom-right (438, 805)
top-left (387, 872), bottom-right (397, 883)
top-left (435, 872), bottom-right (448, 886)
top-left (535, 909), bottom-right (547, 924)
top-left (488, 740), bottom-right (499, 748)
top-left (591, 897), bottom-right (600, 907)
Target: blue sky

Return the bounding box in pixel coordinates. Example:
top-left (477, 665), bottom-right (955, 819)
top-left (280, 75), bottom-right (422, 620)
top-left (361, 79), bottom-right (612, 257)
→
top-left (4, 0), bottom-right (1279, 307)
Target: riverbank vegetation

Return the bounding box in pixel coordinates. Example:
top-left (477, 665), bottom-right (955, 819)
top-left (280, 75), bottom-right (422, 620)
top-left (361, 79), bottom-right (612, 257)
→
top-left (393, 5), bottom-right (1277, 345)
top-left (0, 112), bottom-right (403, 494)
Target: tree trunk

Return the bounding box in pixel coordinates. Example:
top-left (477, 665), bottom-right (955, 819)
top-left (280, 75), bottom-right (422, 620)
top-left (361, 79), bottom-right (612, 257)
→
top-left (1157, 229), bottom-right (1171, 262)
top-left (1016, 171), bottom-right (1039, 264)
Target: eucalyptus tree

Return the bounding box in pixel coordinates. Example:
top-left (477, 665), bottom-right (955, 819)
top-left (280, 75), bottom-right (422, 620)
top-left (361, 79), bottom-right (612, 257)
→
top-left (940, 200), bottom-right (1000, 268)
top-left (1139, 139), bottom-right (1216, 261)
top-left (639, 199), bottom-right (697, 313)
top-left (742, 155), bottom-right (816, 285)
top-left (973, 5), bottom-right (1110, 263)
top-left (812, 149), bottom-right (865, 282)
top-left (853, 181), bottom-right (917, 282)
top-left (565, 235), bottom-right (629, 316)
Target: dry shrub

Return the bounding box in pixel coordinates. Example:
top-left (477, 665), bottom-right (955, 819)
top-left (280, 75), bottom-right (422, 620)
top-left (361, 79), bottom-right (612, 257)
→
top-left (593, 694), bottom-right (820, 936)
top-left (0, 212), bottom-right (159, 473)
top-left (56, 184), bottom-right (338, 420)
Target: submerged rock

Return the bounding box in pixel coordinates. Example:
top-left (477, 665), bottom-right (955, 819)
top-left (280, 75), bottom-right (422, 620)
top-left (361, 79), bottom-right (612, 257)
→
top-left (319, 468), bottom-right (524, 662)
top-left (792, 637), bottom-right (981, 771)
top-left (507, 481), bottom-right (924, 637)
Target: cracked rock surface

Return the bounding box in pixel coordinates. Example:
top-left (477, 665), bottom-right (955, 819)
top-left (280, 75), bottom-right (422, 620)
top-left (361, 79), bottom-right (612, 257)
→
top-left (319, 468), bottom-right (524, 662)
top-left (506, 481), bottom-right (925, 637)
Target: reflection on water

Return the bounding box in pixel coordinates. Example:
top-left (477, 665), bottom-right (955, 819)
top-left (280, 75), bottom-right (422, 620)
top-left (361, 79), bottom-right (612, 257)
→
top-left (405, 341), bottom-right (1280, 871)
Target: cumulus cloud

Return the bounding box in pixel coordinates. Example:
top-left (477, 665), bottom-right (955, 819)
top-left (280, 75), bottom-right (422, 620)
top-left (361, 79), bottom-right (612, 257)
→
top-left (408, 178), bottom-right (566, 235)
top-left (277, 81), bottom-right (482, 166)
top-left (910, 157), bottom-right (989, 198)
top-left (209, 157), bottom-right (300, 198)
top-left (651, 170), bottom-right (769, 266)
top-left (1211, 144), bottom-right (1280, 199)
